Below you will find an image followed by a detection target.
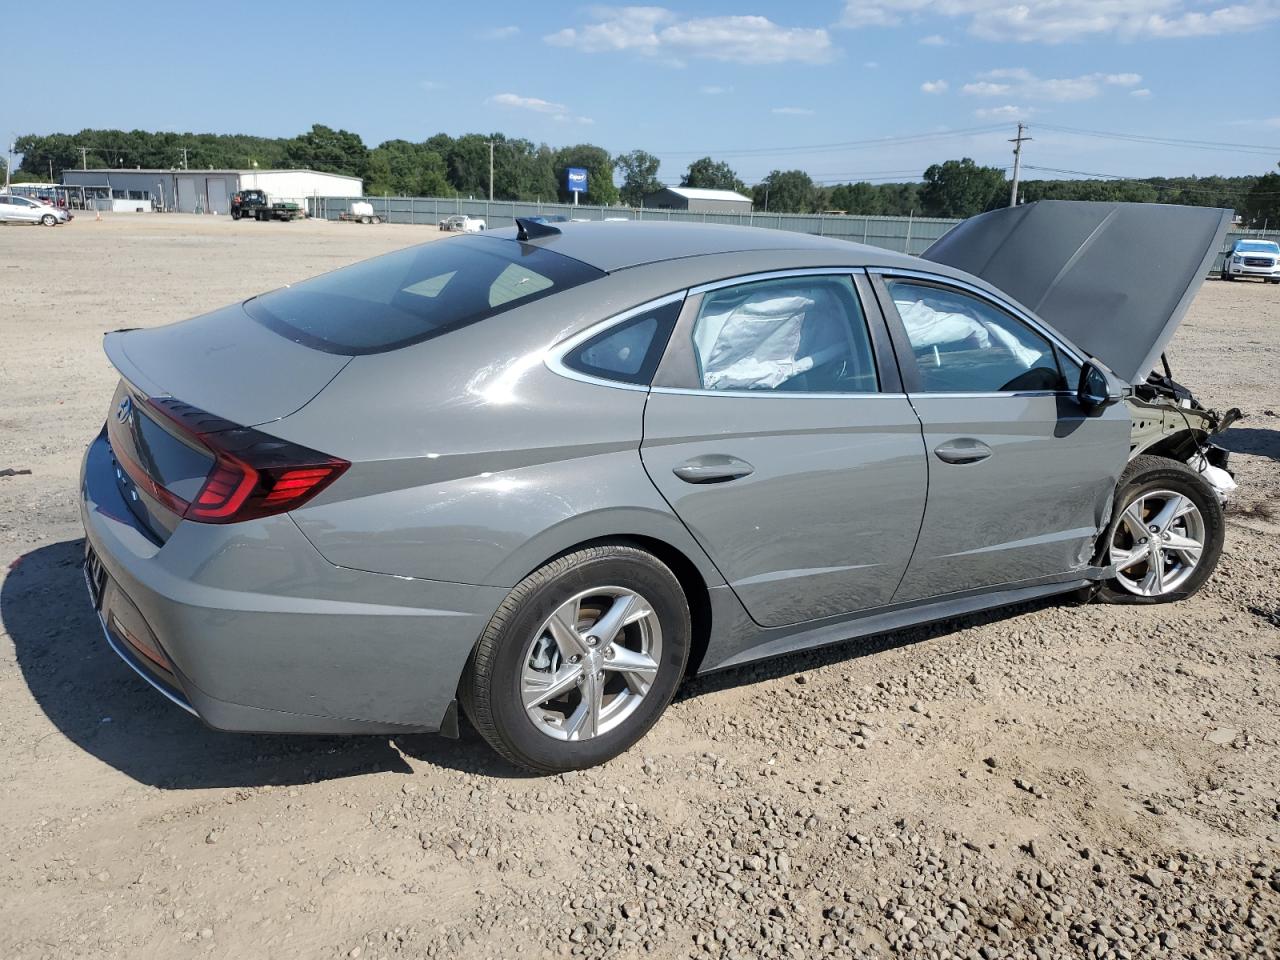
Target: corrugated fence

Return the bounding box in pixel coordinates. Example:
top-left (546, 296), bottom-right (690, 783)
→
top-left (305, 195), bottom-right (1279, 270)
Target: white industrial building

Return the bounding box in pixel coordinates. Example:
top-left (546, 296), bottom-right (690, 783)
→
top-left (60, 168), bottom-right (363, 214)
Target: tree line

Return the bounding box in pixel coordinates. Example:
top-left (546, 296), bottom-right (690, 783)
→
top-left (12, 126), bottom-right (1278, 227)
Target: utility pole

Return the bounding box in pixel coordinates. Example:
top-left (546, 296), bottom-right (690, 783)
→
top-left (5, 140), bottom-right (12, 192)
top-left (1009, 122), bottom-right (1031, 207)
top-left (487, 140), bottom-right (495, 202)
top-left (181, 147), bottom-right (189, 170)
top-left (79, 146), bottom-right (88, 170)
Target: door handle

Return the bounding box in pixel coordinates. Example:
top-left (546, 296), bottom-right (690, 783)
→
top-left (672, 454), bottom-right (755, 484)
top-left (933, 438), bottom-right (992, 465)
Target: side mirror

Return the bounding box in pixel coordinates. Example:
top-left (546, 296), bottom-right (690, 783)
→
top-left (1077, 359), bottom-right (1122, 411)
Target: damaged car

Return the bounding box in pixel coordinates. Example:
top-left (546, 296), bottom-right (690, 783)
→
top-left (80, 202), bottom-right (1238, 772)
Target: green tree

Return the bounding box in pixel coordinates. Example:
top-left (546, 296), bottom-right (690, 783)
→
top-left (681, 157), bottom-right (747, 194)
top-left (920, 158), bottom-right (1007, 218)
top-left (283, 124), bottom-right (369, 179)
top-left (827, 182), bottom-right (882, 215)
top-left (554, 144), bottom-right (617, 205)
top-left (615, 149), bottom-right (663, 207)
top-left (1240, 168), bottom-right (1280, 229)
top-left (752, 169), bottom-right (818, 213)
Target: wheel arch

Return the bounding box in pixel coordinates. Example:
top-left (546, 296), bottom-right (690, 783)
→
top-left (508, 530), bottom-right (718, 677)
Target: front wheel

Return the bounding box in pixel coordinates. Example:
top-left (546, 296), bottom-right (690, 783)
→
top-left (461, 545), bottom-right (690, 773)
top-left (1095, 455), bottom-right (1224, 604)
top-left (41, 214), bottom-right (57, 226)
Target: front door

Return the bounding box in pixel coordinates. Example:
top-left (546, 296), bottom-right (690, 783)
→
top-left (875, 274), bottom-right (1132, 602)
top-left (641, 271), bottom-right (928, 628)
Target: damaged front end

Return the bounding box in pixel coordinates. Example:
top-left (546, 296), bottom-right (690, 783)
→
top-left (1126, 362), bottom-right (1242, 503)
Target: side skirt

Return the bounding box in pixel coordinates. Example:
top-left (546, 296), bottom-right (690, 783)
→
top-left (697, 572), bottom-right (1102, 674)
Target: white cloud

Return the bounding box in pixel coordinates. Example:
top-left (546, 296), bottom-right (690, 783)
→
top-left (700, 84), bottom-right (733, 94)
top-left (1130, 88), bottom-right (1153, 98)
top-left (1264, 116), bottom-right (1280, 127)
top-left (837, 0), bottom-right (1280, 43)
top-left (554, 115), bottom-right (596, 125)
top-left (489, 93), bottom-right (568, 114)
top-left (772, 106), bottom-right (816, 115)
top-left (419, 80), bottom-right (445, 91)
top-left (919, 33), bottom-right (950, 45)
top-left (961, 67), bottom-right (1143, 102)
top-left (482, 25), bottom-right (520, 40)
top-left (546, 7), bottom-right (835, 64)
top-left (921, 79), bottom-right (949, 93)
top-left (975, 104), bottom-right (1035, 119)
top-left (864, 60), bottom-right (880, 68)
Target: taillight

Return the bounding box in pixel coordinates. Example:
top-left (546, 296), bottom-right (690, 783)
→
top-left (130, 396), bottom-right (348, 524)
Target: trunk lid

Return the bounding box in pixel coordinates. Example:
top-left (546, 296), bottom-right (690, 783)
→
top-left (922, 200), bottom-right (1232, 384)
top-left (104, 301), bottom-right (351, 427)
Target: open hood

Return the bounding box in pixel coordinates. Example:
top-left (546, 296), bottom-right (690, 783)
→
top-left (922, 200), bottom-right (1231, 384)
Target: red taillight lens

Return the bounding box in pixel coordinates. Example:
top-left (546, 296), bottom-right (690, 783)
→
top-left (135, 397), bottom-right (349, 524)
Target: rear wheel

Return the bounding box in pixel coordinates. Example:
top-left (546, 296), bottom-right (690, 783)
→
top-left (1095, 455), bottom-right (1224, 604)
top-left (461, 545), bottom-right (690, 773)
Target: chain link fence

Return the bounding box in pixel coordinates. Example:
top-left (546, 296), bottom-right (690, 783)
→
top-left (305, 195), bottom-right (960, 257)
top-left (304, 195), bottom-right (1279, 270)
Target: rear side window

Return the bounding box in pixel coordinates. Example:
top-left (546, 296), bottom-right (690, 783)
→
top-left (244, 236), bottom-right (603, 355)
top-left (563, 300), bottom-right (681, 385)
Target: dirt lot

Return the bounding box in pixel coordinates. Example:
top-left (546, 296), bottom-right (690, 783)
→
top-left (0, 214), bottom-right (1277, 960)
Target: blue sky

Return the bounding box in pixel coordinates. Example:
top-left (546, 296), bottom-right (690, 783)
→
top-left (8, 1), bottom-right (1280, 183)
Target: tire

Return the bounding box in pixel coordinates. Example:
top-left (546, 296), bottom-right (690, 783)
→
top-left (1094, 455), bottom-right (1224, 605)
top-left (371, 216), bottom-right (382, 224)
top-left (360, 215), bottom-right (371, 224)
top-left (1221, 270), bottom-right (1233, 280)
top-left (461, 544), bottom-right (691, 773)
top-left (41, 214), bottom-right (57, 226)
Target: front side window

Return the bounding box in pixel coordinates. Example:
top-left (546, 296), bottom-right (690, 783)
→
top-left (244, 236), bottom-right (604, 355)
top-left (690, 275), bottom-right (878, 393)
top-left (886, 279), bottom-right (1065, 393)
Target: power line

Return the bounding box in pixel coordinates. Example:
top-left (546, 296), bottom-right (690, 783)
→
top-left (1035, 123), bottom-right (1280, 157)
top-left (1021, 164), bottom-right (1278, 196)
top-left (650, 125), bottom-right (1009, 159)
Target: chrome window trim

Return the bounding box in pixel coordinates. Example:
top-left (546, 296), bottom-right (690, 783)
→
top-left (689, 267), bottom-right (860, 296)
top-left (870, 266), bottom-right (1088, 367)
top-left (544, 291), bottom-right (687, 392)
top-left (649, 387), bottom-right (908, 400)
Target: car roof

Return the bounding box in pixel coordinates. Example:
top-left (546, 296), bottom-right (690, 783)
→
top-left (487, 220), bottom-right (924, 273)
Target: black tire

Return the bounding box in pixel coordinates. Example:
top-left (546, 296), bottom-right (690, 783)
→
top-left (1221, 270), bottom-right (1233, 280)
top-left (1094, 455), bottom-right (1224, 605)
top-left (41, 214), bottom-right (57, 226)
top-left (461, 544), bottom-right (690, 773)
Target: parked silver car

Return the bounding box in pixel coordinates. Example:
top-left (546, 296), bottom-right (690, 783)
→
top-left (80, 203), bottom-right (1237, 772)
top-left (0, 194), bottom-right (69, 225)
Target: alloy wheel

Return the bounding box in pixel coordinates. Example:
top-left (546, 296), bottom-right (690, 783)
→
top-left (520, 586), bottom-right (662, 741)
top-left (1109, 489), bottom-right (1206, 597)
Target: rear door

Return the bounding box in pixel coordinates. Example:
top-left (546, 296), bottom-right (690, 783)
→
top-left (872, 271), bottom-right (1131, 602)
top-left (640, 270), bottom-right (928, 629)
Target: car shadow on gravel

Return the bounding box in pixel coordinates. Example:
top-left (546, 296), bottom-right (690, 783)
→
top-left (673, 598), bottom-right (1060, 703)
top-left (1214, 425), bottom-right (1280, 462)
top-left (3, 539), bottom-right (529, 787)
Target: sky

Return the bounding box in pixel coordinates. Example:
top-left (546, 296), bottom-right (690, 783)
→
top-left (6, 0), bottom-right (1280, 184)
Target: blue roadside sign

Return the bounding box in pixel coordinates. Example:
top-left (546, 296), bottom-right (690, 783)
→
top-left (567, 168), bottom-right (588, 194)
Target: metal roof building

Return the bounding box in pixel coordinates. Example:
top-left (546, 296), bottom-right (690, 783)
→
top-left (60, 168), bottom-right (362, 214)
top-left (641, 186), bottom-right (753, 214)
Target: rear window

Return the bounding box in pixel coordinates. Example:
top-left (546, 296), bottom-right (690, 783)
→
top-left (244, 236), bottom-right (604, 355)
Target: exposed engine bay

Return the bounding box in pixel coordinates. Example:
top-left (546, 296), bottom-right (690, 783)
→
top-left (1127, 362), bottom-right (1241, 503)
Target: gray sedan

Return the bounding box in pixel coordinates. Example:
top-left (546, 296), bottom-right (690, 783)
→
top-left (80, 203), bottom-right (1237, 772)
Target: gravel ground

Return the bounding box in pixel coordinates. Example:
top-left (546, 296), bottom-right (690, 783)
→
top-left (0, 214), bottom-right (1277, 960)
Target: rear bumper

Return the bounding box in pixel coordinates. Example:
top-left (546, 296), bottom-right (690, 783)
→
top-left (80, 430), bottom-right (505, 735)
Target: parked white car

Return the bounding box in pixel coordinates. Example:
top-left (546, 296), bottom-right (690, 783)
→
top-left (1222, 239), bottom-right (1280, 283)
top-left (438, 214), bottom-right (486, 233)
top-left (0, 194), bottom-right (70, 226)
